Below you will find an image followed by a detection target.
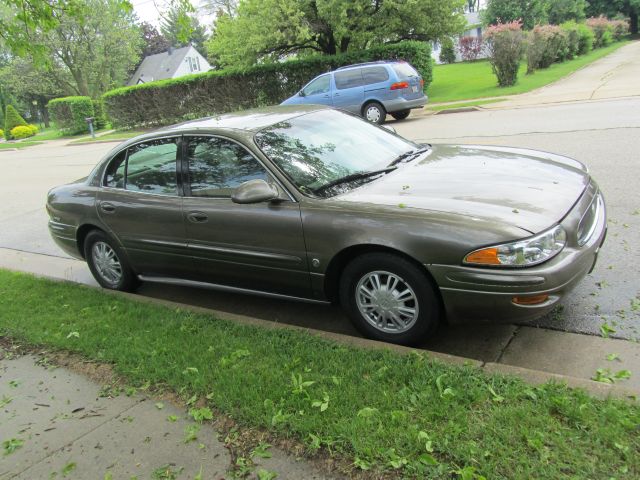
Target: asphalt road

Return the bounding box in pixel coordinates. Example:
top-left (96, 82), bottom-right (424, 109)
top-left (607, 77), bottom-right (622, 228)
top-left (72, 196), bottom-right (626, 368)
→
top-left (1, 45), bottom-right (638, 348)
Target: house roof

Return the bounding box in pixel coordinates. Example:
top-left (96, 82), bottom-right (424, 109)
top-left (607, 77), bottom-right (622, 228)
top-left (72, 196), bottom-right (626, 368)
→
top-left (127, 46), bottom-right (193, 86)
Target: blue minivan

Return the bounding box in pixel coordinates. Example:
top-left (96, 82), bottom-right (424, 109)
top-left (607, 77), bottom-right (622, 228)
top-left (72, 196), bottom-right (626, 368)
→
top-left (281, 61), bottom-right (428, 124)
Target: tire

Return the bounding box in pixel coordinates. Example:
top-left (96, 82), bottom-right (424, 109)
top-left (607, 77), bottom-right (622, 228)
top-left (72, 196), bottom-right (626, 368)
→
top-left (339, 253), bottom-right (440, 346)
top-left (84, 229), bottom-right (139, 292)
top-left (362, 101), bottom-right (386, 125)
top-left (390, 109), bottom-right (410, 121)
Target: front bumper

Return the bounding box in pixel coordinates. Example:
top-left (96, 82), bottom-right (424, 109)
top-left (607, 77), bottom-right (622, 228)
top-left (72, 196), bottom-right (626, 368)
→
top-left (430, 183), bottom-right (607, 324)
top-left (383, 94), bottom-right (428, 113)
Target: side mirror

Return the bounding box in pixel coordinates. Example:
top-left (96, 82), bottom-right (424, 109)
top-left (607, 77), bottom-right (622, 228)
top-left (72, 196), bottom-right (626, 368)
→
top-left (382, 125), bottom-right (397, 134)
top-left (231, 179), bottom-right (279, 204)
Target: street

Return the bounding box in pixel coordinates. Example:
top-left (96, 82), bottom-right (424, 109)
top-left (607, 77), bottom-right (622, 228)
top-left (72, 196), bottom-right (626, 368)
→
top-left (1, 42), bottom-right (639, 352)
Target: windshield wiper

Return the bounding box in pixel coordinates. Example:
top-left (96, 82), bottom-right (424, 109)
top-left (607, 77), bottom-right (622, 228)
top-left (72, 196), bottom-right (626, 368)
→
top-left (312, 167), bottom-right (397, 194)
top-left (388, 145), bottom-right (431, 167)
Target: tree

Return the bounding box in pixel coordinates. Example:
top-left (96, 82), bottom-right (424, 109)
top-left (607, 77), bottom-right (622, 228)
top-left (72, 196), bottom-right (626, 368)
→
top-left (548, 0), bottom-right (586, 24)
top-left (466, 0), bottom-right (479, 12)
top-left (139, 22), bottom-right (171, 59)
top-left (202, 0), bottom-right (238, 17)
top-left (4, 104), bottom-right (28, 140)
top-left (482, 0), bottom-right (549, 29)
top-left (207, 0), bottom-right (466, 67)
top-left (160, 2), bottom-right (209, 56)
top-left (587, 0), bottom-right (640, 34)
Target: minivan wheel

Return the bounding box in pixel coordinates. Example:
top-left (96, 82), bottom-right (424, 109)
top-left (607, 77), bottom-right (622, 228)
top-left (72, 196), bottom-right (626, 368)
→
top-left (362, 102), bottom-right (386, 125)
top-left (390, 109), bottom-right (410, 121)
top-left (84, 230), bottom-right (138, 292)
top-left (339, 253), bottom-right (440, 346)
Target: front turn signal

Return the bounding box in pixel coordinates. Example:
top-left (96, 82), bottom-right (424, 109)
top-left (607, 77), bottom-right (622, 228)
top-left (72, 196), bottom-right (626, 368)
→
top-left (464, 247), bottom-right (501, 265)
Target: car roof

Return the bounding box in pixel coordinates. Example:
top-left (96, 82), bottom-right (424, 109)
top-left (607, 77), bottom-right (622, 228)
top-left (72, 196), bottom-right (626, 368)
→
top-left (335, 61), bottom-right (402, 71)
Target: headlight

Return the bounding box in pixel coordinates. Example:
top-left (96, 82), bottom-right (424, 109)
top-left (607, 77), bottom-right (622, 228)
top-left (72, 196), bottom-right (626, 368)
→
top-left (464, 225), bottom-right (567, 267)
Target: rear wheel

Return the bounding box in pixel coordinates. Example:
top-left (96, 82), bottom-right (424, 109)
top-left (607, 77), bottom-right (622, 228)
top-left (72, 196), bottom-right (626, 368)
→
top-left (362, 102), bottom-right (386, 125)
top-left (339, 253), bottom-right (440, 346)
top-left (84, 230), bottom-right (138, 291)
top-left (390, 109), bottom-right (410, 121)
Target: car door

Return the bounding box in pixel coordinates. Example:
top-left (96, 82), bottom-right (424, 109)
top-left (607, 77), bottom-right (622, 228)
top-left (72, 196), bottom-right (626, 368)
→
top-left (97, 136), bottom-right (188, 277)
top-left (181, 134), bottom-right (311, 298)
top-left (299, 74), bottom-right (333, 106)
top-left (333, 68), bottom-right (365, 113)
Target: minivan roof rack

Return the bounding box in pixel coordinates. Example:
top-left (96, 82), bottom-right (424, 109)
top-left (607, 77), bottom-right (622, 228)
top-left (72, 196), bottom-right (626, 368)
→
top-left (335, 60), bottom-right (400, 70)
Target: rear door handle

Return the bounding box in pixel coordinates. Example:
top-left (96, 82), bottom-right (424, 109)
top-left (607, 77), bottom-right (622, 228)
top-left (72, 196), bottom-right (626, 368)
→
top-left (187, 211), bottom-right (208, 223)
top-left (99, 202), bottom-right (116, 213)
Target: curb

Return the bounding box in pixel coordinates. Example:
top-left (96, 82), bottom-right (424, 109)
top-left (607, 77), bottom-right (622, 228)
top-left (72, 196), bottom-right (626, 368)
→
top-left (6, 267), bottom-right (638, 401)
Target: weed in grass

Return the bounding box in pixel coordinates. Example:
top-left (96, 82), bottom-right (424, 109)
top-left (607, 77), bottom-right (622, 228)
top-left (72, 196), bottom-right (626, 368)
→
top-left (184, 424), bottom-right (200, 443)
top-left (8, 380), bottom-right (20, 388)
top-left (61, 462), bottom-right (76, 477)
top-left (250, 442), bottom-right (272, 459)
top-left (189, 407), bottom-right (213, 423)
top-left (0, 395), bottom-right (12, 407)
top-left (155, 402), bottom-right (164, 410)
top-left (601, 322), bottom-right (617, 338)
top-left (167, 415), bottom-right (178, 422)
top-left (256, 469), bottom-right (278, 480)
top-left (152, 464), bottom-right (183, 479)
top-left (592, 368), bottom-right (632, 384)
top-left (607, 353), bottom-right (621, 362)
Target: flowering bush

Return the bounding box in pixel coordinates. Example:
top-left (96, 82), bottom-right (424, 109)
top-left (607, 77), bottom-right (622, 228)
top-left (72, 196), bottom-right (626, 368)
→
top-left (587, 16), bottom-right (614, 48)
top-left (610, 19), bottom-right (630, 40)
top-left (527, 25), bottom-right (570, 73)
top-left (458, 36), bottom-right (484, 61)
top-left (485, 21), bottom-right (525, 87)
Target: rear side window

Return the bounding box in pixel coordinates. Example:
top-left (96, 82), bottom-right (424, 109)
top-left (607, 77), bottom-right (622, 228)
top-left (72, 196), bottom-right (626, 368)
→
top-left (103, 138), bottom-right (179, 195)
top-left (334, 69), bottom-right (364, 90)
top-left (392, 63), bottom-right (419, 79)
top-left (362, 66), bottom-right (389, 85)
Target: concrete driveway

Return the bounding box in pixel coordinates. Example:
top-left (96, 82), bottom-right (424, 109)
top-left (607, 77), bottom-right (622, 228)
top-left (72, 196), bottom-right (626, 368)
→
top-left (1, 41), bottom-right (639, 352)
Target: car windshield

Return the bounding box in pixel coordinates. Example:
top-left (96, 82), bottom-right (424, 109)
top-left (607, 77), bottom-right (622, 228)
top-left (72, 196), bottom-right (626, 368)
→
top-left (254, 110), bottom-right (416, 197)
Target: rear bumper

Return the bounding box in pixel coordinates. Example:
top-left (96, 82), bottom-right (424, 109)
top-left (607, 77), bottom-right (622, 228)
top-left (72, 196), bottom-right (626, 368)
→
top-left (429, 187), bottom-right (607, 324)
top-left (383, 94), bottom-right (428, 113)
top-left (48, 220), bottom-right (83, 259)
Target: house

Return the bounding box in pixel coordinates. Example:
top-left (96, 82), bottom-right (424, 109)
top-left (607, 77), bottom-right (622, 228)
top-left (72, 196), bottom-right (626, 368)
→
top-left (432, 9), bottom-right (486, 64)
top-left (127, 45), bottom-right (211, 86)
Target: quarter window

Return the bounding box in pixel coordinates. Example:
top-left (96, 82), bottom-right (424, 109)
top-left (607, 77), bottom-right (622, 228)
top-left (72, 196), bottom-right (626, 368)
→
top-left (186, 136), bottom-right (269, 198)
top-left (362, 66), bottom-right (389, 85)
top-left (334, 69), bottom-right (364, 90)
top-left (104, 138), bottom-right (178, 195)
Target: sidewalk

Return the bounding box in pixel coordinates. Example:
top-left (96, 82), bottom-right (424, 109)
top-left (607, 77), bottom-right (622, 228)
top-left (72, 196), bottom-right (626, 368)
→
top-left (0, 349), bottom-right (335, 480)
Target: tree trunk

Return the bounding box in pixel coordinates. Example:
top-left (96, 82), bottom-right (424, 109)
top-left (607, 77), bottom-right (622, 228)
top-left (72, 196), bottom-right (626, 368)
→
top-left (630, 12), bottom-right (638, 35)
top-left (38, 97), bottom-right (50, 128)
top-left (340, 36), bottom-right (350, 53)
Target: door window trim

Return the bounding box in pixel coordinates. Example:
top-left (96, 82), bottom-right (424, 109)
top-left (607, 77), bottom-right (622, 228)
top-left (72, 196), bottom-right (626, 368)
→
top-left (102, 135), bottom-right (183, 198)
top-left (181, 134), bottom-right (296, 202)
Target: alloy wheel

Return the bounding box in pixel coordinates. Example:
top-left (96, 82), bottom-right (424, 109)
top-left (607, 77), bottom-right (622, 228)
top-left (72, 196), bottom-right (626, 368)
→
top-left (91, 241), bottom-right (123, 285)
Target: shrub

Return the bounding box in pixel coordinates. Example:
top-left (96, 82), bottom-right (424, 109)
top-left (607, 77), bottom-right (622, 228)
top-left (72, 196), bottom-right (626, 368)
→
top-left (587, 16), bottom-right (614, 48)
top-left (458, 36), bottom-right (484, 61)
top-left (576, 22), bottom-right (595, 54)
top-left (102, 41), bottom-right (433, 129)
top-left (610, 19), bottom-right (629, 40)
top-left (27, 124), bottom-right (39, 135)
top-left (47, 96), bottom-right (95, 135)
top-left (526, 25), bottom-right (570, 73)
top-left (560, 21), bottom-right (581, 59)
top-left (0, 129), bottom-right (3, 139)
top-left (10, 125), bottom-right (35, 139)
top-left (4, 105), bottom-right (28, 140)
top-left (485, 21), bottom-right (525, 87)
top-left (439, 37), bottom-right (457, 64)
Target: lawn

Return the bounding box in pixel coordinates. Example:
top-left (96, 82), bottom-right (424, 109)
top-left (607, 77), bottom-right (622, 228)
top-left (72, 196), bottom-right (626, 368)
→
top-left (428, 40), bottom-right (631, 104)
top-left (69, 129), bottom-right (147, 144)
top-left (0, 269), bottom-right (638, 479)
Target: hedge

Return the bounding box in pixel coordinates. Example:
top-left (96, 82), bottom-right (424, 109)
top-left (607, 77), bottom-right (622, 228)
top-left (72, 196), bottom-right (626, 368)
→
top-left (47, 96), bottom-right (95, 135)
top-left (4, 105), bottom-right (27, 140)
top-left (10, 125), bottom-right (37, 140)
top-left (102, 41), bottom-right (433, 129)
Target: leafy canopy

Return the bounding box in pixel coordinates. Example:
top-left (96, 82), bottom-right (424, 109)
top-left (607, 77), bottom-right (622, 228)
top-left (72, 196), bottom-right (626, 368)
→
top-left (207, 0), bottom-right (466, 67)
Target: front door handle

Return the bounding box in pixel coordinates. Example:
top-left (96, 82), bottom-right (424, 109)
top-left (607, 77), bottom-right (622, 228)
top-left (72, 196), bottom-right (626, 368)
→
top-left (99, 202), bottom-right (116, 213)
top-left (187, 211), bottom-right (208, 223)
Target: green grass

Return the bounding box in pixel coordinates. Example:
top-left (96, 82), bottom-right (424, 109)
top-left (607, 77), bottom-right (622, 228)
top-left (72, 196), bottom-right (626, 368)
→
top-left (69, 129), bottom-right (146, 144)
top-left (0, 269), bottom-right (638, 479)
top-left (0, 141), bottom-right (44, 150)
top-left (428, 41), bottom-right (630, 104)
top-left (427, 98), bottom-right (506, 112)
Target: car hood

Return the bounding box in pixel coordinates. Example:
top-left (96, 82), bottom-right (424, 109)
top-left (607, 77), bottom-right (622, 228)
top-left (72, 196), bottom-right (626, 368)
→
top-left (336, 144), bottom-right (591, 234)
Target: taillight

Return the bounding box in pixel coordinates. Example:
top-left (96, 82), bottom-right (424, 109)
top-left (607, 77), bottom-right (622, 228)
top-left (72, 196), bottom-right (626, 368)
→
top-left (390, 81), bottom-right (409, 90)
top-left (420, 79), bottom-right (424, 87)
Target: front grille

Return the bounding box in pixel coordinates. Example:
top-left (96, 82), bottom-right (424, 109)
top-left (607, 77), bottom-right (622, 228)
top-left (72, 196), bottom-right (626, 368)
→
top-left (577, 193), bottom-right (602, 246)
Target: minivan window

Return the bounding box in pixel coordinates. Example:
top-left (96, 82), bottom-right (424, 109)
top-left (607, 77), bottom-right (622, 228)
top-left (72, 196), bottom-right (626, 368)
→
top-left (186, 136), bottom-right (269, 198)
top-left (362, 66), bottom-right (389, 85)
top-left (334, 69), bottom-right (364, 90)
top-left (392, 63), bottom-right (419, 79)
top-left (302, 75), bottom-right (330, 96)
top-left (126, 138), bottom-right (179, 195)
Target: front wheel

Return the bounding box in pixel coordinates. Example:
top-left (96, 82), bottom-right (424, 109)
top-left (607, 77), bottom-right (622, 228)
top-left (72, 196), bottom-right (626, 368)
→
top-left (390, 109), bottom-right (410, 121)
top-left (84, 230), bottom-right (138, 291)
top-left (339, 253), bottom-right (440, 346)
top-left (362, 102), bottom-right (386, 125)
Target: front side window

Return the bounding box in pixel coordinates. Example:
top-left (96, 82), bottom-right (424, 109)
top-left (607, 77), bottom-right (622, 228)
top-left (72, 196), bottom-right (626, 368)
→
top-left (186, 136), bottom-right (269, 198)
top-left (255, 110), bottom-right (416, 197)
top-left (302, 75), bottom-right (330, 96)
top-left (103, 138), bottom-right (179, 195)
top-left (334, 69), bottom-right (364, 90)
